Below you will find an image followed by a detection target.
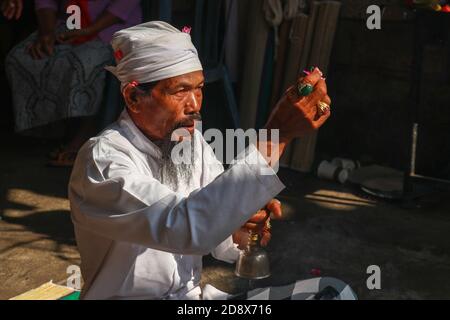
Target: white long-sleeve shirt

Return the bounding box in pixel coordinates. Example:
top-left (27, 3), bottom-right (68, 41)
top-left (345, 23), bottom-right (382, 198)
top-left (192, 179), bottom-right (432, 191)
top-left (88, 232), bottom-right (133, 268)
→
top-left (68, 110), bottom-right (285, 300)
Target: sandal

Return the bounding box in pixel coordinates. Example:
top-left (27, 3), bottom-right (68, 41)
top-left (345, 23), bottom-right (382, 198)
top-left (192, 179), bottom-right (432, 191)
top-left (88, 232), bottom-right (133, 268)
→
top-left (47, 150), bottom-right (78, 167)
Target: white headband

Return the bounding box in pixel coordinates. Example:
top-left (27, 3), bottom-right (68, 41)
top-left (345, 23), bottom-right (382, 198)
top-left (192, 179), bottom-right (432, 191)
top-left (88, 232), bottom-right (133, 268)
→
top-left (105, 21), bottom-right (203, 89)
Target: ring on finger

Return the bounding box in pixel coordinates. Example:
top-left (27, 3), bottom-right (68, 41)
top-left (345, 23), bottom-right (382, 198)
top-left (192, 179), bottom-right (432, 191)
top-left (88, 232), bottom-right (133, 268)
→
top-left (317, 101), bottom-right (330, 115)
top-left (297, 82), bottom-right (314, 97)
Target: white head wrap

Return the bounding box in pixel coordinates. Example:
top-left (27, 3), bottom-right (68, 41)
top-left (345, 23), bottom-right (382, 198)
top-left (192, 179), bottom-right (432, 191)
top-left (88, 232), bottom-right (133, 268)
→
top-left (105, 21), bottom-right (203, 88)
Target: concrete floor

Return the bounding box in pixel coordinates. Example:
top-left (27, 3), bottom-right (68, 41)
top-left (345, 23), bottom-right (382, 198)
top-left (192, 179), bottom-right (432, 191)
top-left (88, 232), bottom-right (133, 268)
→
top-left (1, 134), bottom-right (450, 300)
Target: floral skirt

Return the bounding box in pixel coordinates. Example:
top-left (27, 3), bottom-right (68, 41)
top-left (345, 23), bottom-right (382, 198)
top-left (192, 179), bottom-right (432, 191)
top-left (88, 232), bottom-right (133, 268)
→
top-left (5, 31), bottom-right (113, 132)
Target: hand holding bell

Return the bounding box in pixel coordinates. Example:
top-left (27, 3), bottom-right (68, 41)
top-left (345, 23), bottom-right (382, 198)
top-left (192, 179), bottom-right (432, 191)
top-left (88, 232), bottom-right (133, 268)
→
top-left (234, 199), bottom-right (282, 280)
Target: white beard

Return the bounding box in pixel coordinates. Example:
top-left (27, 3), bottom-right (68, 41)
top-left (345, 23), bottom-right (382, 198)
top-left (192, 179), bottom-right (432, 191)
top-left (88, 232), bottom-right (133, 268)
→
top-left (159, 137), bottom-right (196, 193)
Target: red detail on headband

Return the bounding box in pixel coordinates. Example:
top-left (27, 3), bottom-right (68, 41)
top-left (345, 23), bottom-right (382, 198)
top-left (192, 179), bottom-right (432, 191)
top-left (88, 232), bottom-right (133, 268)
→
top-left (114, 49), bottom-right (124, 61)
top-left (182, 26), bottom-right (192, 34)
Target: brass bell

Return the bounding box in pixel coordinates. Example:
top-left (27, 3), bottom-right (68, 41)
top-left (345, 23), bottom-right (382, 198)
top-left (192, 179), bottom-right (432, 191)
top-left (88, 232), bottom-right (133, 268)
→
top-left (235, 231), bottom-right (270, 280)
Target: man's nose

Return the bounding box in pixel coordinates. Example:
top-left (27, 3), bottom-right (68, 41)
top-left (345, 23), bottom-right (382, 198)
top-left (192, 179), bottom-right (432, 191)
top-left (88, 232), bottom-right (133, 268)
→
top-left (184, 91), bottom-right (200, 114)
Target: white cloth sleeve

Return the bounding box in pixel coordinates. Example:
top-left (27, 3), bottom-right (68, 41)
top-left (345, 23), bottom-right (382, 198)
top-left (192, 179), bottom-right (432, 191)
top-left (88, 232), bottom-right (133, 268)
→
top-left (199, 136), bottom-right (241, 263)
top-left (69, 140), bottom-right (285, 256)
top-left (211, 236), bottom-right (241, 263)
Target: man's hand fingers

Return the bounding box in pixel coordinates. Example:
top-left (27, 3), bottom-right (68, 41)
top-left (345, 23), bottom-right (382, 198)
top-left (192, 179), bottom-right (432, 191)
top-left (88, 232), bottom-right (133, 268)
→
top-left (311, 93), bottom-right (332, 121)
top-left (265, 199), bottom-right (282, 219)
top-left (321, 94), bottom-right (332, 106)
top-left (305, 78), bottom-right (327, 109)
top-left (298, 67), bottom-right (323, 88)
top-left (243, 221), bottom-right (263, 231)
top-left (313, 107), bottom-right (331, 128)
top-left (260, 229), bottom-right (271, 247)
top-left (233, 228), bottom-right (249, 250)
top-left (313, 92), bottom-right (332, 122)
top-left (247, 209), bottom-right (269, 224)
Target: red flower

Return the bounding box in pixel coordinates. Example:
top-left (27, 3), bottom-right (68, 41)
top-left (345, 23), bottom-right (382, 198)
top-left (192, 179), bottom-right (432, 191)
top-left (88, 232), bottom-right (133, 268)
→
top-left (182, 26), bottom-right (192, 34)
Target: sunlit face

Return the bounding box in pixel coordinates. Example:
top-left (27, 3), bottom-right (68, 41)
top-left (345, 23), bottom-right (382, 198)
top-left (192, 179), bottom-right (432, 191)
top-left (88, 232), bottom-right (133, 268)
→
top-left (124, 70), bottom-right (204, 141)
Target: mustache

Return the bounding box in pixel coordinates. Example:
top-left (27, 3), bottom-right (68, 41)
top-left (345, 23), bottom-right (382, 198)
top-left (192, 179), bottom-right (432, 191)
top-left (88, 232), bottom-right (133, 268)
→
top-left (174, 113), bottom-right (202, 129)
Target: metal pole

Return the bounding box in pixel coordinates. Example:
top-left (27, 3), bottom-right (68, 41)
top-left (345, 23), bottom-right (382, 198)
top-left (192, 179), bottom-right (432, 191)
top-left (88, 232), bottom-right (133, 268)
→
top-left (404, 10), bottom-right (424, 195)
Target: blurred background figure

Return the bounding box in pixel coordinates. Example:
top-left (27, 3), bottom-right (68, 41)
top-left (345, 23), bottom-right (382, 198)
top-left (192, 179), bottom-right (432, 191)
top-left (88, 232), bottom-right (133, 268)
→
top-left (4, 0), bottom-right (142, 167)
top-left (1, 0), bottom-right (23, 20)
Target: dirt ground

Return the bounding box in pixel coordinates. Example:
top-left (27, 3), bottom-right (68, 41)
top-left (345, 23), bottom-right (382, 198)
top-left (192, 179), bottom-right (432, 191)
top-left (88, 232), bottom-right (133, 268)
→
top-left (1, 133), bottom-right (450, 300)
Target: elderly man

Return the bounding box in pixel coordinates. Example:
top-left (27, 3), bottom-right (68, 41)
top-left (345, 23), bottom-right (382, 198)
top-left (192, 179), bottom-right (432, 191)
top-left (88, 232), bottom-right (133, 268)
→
top-left (69, 21), bottom-right (351, 300)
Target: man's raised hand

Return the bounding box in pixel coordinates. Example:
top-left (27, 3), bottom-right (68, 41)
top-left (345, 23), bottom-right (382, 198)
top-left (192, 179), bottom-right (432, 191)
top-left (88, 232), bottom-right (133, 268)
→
top-left (232, 199), bottom-right (283, 249)
top-left (256, 67), bottom-right (332, 168)
top-left (265, 67), bottom-right (331, 141)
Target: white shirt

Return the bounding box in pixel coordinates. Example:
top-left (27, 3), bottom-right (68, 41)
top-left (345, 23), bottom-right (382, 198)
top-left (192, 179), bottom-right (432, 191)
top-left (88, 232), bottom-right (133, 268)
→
top-left (69, 110), bottom-right (285, 300)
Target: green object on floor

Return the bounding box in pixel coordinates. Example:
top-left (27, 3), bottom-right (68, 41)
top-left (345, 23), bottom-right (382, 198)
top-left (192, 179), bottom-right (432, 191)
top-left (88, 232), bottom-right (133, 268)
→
top-left (60, 291), bottom-right (81, 300)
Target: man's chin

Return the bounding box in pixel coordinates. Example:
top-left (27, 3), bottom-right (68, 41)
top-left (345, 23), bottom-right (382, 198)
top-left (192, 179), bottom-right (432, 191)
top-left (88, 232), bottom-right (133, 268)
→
top-left (172, 126), bottom-right (195, 140)
top-left (182, 125), bottom-right (195, 135)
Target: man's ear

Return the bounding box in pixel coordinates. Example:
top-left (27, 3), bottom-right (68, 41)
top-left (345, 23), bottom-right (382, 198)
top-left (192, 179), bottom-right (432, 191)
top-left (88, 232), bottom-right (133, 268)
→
top-left (123, 84), bottom-right (140, 113)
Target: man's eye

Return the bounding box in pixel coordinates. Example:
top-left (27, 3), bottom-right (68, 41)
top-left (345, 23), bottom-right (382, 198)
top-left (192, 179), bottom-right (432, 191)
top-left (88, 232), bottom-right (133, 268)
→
top-left (174, 89), bottom-right (187, 95)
